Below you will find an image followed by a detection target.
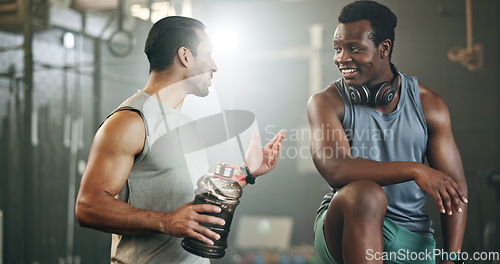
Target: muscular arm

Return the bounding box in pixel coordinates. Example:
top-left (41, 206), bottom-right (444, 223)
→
top-left (307, 84), bottom-right (467, 213)
top-left (308, 85), bottom-right (425, 187)
top-left (75, 110), bottom-right (224, 245)
top-left (420, 85), bottom-right (468, 254)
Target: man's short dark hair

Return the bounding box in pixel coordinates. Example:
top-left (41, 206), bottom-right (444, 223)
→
top-left (338, 0), bottom-right (398, 59)
top-left (144, 16), bottom-right (206, 73)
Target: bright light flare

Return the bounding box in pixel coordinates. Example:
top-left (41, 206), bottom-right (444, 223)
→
top-left (211, 27), bottom-right (240, 53)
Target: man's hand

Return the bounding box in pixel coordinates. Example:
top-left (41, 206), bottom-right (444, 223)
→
top-left (414, 167), bottom-right (468, 215)
top-left (164, 201), bottom-right (226, 246)
top-left (244, 130), bottom-right (285, 177)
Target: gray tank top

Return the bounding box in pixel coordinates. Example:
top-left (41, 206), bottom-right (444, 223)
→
top-left (109, 91), bottom-right (210, 264)
top-left (323, 72), bottom-right (433, 237)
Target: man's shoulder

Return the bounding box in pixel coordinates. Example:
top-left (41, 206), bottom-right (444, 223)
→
top-left (307, 81), bottom-right (345, 120)
top-left (313, 79), bottom-right (345, 102)
top-left (417, 82), bottom-right (451, 128)
top-left (101, 110), bottom-right (145, 137)
top-left (310, 84), bottom-right (340, 105)
top-left (91, 110), bottom-right (146, 158)
top-left (418, 83), bottom-right (447, 110)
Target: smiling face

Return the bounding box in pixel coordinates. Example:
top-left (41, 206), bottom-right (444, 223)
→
top-left (187, 29), bottom-right (218, 97)
top-left (333, 20), bottom-right (389, 89)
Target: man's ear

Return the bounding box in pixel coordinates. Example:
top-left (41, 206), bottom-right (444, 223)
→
top-left (178, 47), bottom-right (190, 67)
top-left (379, 39), bottom-right (391, 58)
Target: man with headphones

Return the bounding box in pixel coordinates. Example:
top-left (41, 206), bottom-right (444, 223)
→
top-left (307, 1), bottom-right (467, 264)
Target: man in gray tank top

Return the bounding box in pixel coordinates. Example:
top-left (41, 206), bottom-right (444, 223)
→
top-left (307, 1), bottom-right (468, 264)
top-left (75, 16), bottom-right (285, 263)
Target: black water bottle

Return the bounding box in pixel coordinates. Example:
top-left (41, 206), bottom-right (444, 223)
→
top-left (181, 163), bottom-right (243, 259)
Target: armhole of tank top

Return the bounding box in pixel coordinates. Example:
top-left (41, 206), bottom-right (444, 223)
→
top-left (333, 80), bottom-right (350, 127)
top-left (410, 76), bottom-right (428, 136)
top-left (108, 107), bottom-right (150, 164)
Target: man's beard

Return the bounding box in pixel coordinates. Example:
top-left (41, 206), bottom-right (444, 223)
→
top-left (188, 72), bottom-right (211, 97)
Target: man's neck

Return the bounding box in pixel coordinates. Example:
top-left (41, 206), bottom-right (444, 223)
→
top-left (371, 73), bottom-right (401, 114)
top-left (143, 70), bottom-right (188, 110)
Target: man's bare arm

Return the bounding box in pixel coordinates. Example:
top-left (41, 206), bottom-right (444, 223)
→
top-left (421, 85), bottom-right (468, 255)
top-left (75, 110), bottom-right (224, 246)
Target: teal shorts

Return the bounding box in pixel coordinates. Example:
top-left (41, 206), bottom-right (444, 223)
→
top-left (313, 205), bottom-right (436, 264)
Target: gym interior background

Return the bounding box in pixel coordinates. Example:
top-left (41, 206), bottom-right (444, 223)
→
top-left (0, 0), bottom-right (498, 263)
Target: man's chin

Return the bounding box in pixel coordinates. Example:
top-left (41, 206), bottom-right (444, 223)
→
top-left (193, 89), bottom-right (209, 97)
top-left (344, 78), bottom-right (363, 87)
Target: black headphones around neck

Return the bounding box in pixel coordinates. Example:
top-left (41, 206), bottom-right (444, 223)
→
top-left (346, 64), bottom-right (400, 105)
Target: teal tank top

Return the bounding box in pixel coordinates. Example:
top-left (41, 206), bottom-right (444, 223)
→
top-left (329, 72), bottom-right (433, 237)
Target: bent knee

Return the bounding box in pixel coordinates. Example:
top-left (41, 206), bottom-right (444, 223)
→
top-left (334, 180), bottom-right (387, 216)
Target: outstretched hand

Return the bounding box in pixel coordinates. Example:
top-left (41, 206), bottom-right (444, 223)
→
top-left (244, 130), bottom-right (285, 177)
